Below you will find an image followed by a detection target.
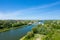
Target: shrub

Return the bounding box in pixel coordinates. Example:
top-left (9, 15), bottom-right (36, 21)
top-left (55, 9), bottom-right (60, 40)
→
top-left (26, 32), bottom-right (34, 39)
top-left (32, 27), bottom-right (38, 33)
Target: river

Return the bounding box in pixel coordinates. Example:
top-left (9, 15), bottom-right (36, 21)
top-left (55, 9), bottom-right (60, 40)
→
top-left (0, 24), bottom-right (36, 40)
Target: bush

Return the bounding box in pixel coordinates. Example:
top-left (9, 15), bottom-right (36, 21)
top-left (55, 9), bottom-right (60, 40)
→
top-left (32, 27), bottom-right (38, 33)
top-left (26, 32), bottom-right (34, 39)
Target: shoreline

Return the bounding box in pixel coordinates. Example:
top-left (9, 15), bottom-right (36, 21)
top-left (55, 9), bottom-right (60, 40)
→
top-left (0, 25), bottom-right (29, 33)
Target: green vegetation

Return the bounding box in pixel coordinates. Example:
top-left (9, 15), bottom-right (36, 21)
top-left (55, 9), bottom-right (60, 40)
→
top-left (0, 20), bottom-right (36, 32)
top-left (20, 20), bottom-right (60, 40)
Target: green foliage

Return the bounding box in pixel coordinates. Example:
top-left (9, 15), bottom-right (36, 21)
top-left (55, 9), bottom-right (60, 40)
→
top-left (0, 20), bottom-right (36, 32)
top-left (22, 20), bottom-right (60, 40)
top-left (26, 31), bottom-right (34, 39)
top-left (32, 27), bottom-right (38, 33)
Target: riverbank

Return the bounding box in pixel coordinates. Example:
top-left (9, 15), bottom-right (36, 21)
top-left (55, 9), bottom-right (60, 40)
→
top-left (0, 25), bottom-right (29, 32)
top-left (20, 20), bottom-right (60, 40)
top-left (0, 20), bottom-right (36, 32)
top-left (20, 33), bottom-right (45, 40)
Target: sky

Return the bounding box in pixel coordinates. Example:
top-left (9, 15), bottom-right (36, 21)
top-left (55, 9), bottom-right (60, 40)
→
top-left (0, 0), bottom-right (60, 20)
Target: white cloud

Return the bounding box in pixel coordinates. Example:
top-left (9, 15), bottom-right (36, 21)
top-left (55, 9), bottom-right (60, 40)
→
top-left (0, 11), bottom-right (21, 20)
top-left (23, 1), bottom-right (60, 10)
top-left (0, 1), bottom-right (60, 20)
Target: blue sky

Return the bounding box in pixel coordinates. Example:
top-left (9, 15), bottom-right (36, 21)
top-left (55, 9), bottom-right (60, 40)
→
top-left (0, 0), bottom-right (60, 20)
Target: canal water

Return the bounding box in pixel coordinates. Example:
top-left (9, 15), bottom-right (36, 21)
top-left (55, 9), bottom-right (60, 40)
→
top-left (0, 24), bottom-right (36, 40)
